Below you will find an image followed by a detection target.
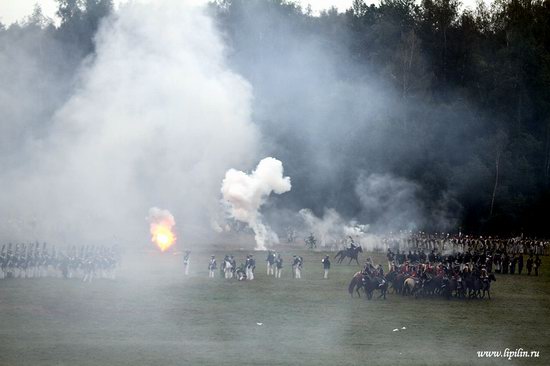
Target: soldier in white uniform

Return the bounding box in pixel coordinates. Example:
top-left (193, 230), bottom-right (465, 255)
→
top-left (183, 251), bottom-right (190, 275)
top-left (208, 256), bottom-right (217, 278)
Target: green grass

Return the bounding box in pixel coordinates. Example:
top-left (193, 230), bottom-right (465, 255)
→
top-left (0, 249), bottom-right (549, 365)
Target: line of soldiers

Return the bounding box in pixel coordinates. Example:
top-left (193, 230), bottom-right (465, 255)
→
top-left (208, 254), bottom-right (257, 280)
top-left (206, 252), bottom-right (307, 280)
top-left (0, 243), bottom-right (119, 282)
top-left (387, 248), bottom-right (543, 276)
top-left (384, 232), bottom-right (549, 256)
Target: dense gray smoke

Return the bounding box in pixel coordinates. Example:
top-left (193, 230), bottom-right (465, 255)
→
top-left (0, 1), bottom-right (259, 248)
top-left (216, 1), bottom-right (469, 237)
top-left (0, 0), bottom-right (476, 249)
top-left (298, 208), bottom-right (368, 248)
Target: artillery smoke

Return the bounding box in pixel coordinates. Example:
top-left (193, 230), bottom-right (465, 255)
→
top-left (299, 208), bottom-right (369, 249)
top-left (221, 157), bottom-right (291, 250)
top-left (0, 0), bottom-right (259, 247)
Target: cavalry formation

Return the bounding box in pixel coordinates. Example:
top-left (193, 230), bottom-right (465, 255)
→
top-left (347, 255), bottom-right (498, 301)
top-left (0, 243), bottom-right (119, 282)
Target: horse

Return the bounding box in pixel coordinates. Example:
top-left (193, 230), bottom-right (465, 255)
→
top-left (440, 276), bottom-right (452, 300)
top-left (335, 246), bottom-right (363, 265)
top-left (480, 273), bottom-right (496, 299)
top-left (348, 272), bottom-right (388, 300)
top-left (348, 271), bottom-right (364, 297)
top-left (465, 274), bottom-right (483, 299)
top-left (450, 277), bottom-right (466, 298)
top-left (417, 276), bottom-right (439, 297)
top-left (402, 277), bottom-right (419, 296)
top-left (362, 275), bottom-right (388, 300)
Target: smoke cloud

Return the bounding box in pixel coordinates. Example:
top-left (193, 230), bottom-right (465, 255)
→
top-left (0, 1), bottom-right (259, 247)
top-left (221, 157), bottom-right (291, 250)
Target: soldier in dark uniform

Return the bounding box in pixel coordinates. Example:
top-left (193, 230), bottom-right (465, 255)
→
top-left (510, 255), bottom-right (517, 275)
top-left (230, 255), bottom-right (236, 278)
top-left (275, 254), bottom-right (283, 278)
top-left (518, 254), bottom-right (524, 275)
top-left (502, 254), bottom-right (509, 274)
top-left (534, 255), bottom-right (542, 276)
top-left (322, 255), bottom-right (330, 279)
top-left (526, 255), bottom-right (533, 275)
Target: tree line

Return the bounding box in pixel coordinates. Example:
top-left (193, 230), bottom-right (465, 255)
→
top-left (1, 0), bottom-right (549, 235)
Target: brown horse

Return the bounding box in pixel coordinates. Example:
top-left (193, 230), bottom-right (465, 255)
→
top-left (348, 271), bottom-right (364, 297)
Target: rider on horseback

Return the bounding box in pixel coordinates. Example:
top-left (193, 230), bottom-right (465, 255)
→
top-left (348, 237), bottom-right (357, 251)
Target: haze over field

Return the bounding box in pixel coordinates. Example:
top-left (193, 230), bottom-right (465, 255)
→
top-left (0, 0), bottom-right (549, 250)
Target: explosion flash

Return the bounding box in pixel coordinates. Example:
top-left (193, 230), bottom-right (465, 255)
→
top-left (147, 207), bottom-right (176, 252)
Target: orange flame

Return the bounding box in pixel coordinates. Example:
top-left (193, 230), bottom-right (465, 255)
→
top-left (151, 223), bottom-right (176, 252)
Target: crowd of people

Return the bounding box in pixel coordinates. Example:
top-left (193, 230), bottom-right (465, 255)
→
top-left (0, 243), bottom-right (119, 282)
top-left (381, 232), bottom-right (549, 256)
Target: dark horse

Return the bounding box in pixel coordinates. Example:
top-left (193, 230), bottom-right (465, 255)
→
top-left (335, 246), bottom-right (363, 265)
top-left (348, 272), bottom-right (388, 300)
top-left (480, 273), bottom-right (497, 299)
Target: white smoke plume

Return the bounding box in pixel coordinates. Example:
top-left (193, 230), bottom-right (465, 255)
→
top-left (147, 207), bottom-right (175, 233)
top-left (0, 1), bottom-right (259, 247)
top-left (221, 157), bottom-right (291, 250)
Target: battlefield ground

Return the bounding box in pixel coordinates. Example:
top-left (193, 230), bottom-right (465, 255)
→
top-left (0, 249), bottom-right (549, 366)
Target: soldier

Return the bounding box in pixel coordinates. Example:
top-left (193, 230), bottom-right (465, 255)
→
top-left (246, 255), bottom-right (256, 280)
top-left (208, 256), bottom-right (217, 278)
top-left (510, 255), bottom-right (517, 275)
top-left (386, 248), bottom-right (395, 271)
top-left (526, 255), bottom-right (533, 275)
top-left (518, 254), bottom-right (524, 275)
top-left (230, 255), bottom-right (236, 278)
top-left (183, 251), bottom-right (190, 275)
top-left (275, 254), bottom-right (283, 278)
top-left (236, 262), bottom-right (247, 281)
top-left (293, 256), bottom-right (303, 279)
top-left (322, 255), bottom-right (330, 279)
top-left (266, 251), bottom-right (275, 276)
top-left (0, 245), bottom-right (5, 279)
top-left (534, 255), bottom-right (542, 276)
top-left (224, 255), bottom-right (234, 279)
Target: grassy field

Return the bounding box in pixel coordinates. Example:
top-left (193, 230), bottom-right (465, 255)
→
top-left (0, 249), bottom-right (549, 366)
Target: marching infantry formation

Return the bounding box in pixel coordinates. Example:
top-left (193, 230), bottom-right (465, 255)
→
top-left (0, 243), bottom-right (119, 282)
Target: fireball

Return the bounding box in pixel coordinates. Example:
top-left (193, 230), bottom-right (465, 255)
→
top-left (151, 223), bottom-right (176, 252)
top-left (147, 207), bottom-right (177, 252)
